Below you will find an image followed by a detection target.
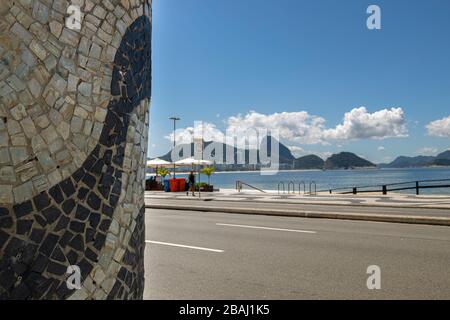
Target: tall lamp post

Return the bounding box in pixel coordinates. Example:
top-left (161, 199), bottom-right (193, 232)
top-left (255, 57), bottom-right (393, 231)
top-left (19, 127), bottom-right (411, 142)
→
top-left (170, 116), bottom-right (180, 178)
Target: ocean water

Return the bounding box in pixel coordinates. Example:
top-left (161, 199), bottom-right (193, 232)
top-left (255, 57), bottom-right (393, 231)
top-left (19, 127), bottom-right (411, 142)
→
top-left (166, 168), bottom-right (450, 195)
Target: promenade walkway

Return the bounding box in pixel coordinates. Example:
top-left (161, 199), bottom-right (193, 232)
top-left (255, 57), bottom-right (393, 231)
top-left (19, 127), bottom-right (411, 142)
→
top-left (145, 190), bottom-right (450, 226)
top-left (145, 189), bottom-right (450, 209)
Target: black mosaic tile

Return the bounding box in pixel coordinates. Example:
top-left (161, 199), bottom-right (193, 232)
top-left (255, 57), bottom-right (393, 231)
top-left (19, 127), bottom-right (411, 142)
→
top-left (91, 159), bottom-right (105, 176)
top-left (33, 192), bottom-right (51, 211)
top-left (60, 178), bottom-right (76, 197)
top-left (72, 168), bottom-right (85, 182)
top-left (29, 228), bottom-right (45, 243)
top-left (12, 262), bottom-right (28, 275)
top-left (111, 180), bottom-right (122, 195)
top-left (75, 204), bottom-right (90, 221)
top-left (13, 201), bottom-right (33, 218)
top-left (66, 250), bottom-right (78, 265)
top-left (88, 212), bottom-right (100, 229)
top-left (56, 283), bottom-right (72, 299)
top-left (47, 261), bottom-right (67, 276)
top-left (0, 216), bottom-right (13, 228)
top-left (39, 233), bottom-right (59, 257)
top-left (59, 230), bottom-right (73, 248)
top-left (87, 192), bottom-right (101, 210)
top-left (77, 187), bottom-right (89, 200)
top-left (4, 236), bottom-right (26, 256)
top-left (99, 219), bottom-right (111, 233)
top-left (69, 221), bottom-right (85, 233)
top-left (82, 154), bottom-right (97, 171)
top-left (85, 228), bottom-right (96, 243)
top-left (51, 246), bottom-right (66, 263)
top-left (48, 185), bottom-right (64, 204)
top-left (98, 185), bottom-right (111, 199)
top-left (109, 194), bottom-right (119, 207)
top-left (62, 199), bottom-right (76, 215)
top-left (69, 234), bottom-right (84, 252)
top-left (42, 206), bottom-right (61, 225)
top-left (0, 207), bottom-right (9, 217)
top-left (85, 247), bottom-right (98, 262)
top-left (54, 215), bottom-right (70, 232)
top-left (16, 220), bottom-right (33, 235)
top-left (0, 229), bottom-right (10, 249)
top-left (34, 214), bottom-right (47, 227)
top-left (82, 173), bottom-right (96, 189)
top-left (78, 258), bottom-right (93, 276)
top-left (101, 204), bottom-right (114, 218)
top-left (31, 254), bottom-right (49, 273)
top-left (93, 233), bottom-right (106, 251)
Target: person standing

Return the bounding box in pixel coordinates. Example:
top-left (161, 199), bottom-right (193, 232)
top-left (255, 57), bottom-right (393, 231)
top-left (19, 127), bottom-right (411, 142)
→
top-left (188, 171), bottom-right (196, 196)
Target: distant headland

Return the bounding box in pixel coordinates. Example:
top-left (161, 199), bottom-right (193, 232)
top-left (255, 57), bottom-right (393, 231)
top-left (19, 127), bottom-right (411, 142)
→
top-left (153, 137), bottom-right (450, 171)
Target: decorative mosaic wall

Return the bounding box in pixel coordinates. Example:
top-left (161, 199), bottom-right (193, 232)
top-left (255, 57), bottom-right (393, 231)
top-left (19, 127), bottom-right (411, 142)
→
top-left (0, 0), bottom-right (151, 299)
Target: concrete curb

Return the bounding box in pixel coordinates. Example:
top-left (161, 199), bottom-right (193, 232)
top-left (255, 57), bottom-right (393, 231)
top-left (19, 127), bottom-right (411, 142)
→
top-left (144, 195), bottom-right (450, 210)
top-left (145, 203), bottom-right (450, 227)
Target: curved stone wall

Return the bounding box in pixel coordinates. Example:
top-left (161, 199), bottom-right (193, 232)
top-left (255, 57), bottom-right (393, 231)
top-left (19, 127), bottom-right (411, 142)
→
top-left (0, 0), bottom-right (151, 299)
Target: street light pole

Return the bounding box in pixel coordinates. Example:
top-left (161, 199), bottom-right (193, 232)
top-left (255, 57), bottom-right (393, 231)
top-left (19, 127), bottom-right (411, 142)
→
top-left (169, 116), bottom-right (180, 178)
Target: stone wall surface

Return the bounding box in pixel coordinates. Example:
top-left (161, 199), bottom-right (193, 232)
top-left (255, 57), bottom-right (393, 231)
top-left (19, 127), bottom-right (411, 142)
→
top-left (0, 0), bottom-right (151, 299)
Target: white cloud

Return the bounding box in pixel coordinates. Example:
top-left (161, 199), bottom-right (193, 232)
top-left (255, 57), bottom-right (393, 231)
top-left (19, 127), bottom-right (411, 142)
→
top-left (316, 151), bottom-right (333, 160)
top-left (288, 146), bottom-right (305, 157)
top-left (416, 147), bottom-right (438, 155)
top-left (227, 108), bottom-right (407, 145)
top-left (288, 146), bottom-right (332, 160)
top-left (426, 116), bottom-right (450, 137)
top-left (322, 107), bottom-right (408, 140)
top-left (165, 107), bottom-right (408, 147)
top-left (226, 111), bottom-right (327, 145)
top-left (378, 146), bottom-right (385, 151)
top-left (165, 122), bottom-right (224, 145)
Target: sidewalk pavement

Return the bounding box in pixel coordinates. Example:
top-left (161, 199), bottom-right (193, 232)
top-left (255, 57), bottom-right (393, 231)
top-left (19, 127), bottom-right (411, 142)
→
top-left (144, 189), bottom-right (450, 227)
top-left (145, 188), bottom-right (450, 209)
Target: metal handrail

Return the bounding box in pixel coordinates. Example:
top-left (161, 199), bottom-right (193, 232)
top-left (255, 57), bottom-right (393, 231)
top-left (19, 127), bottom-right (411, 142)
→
top-left (288, 181), bottom-right (295, 194)
top-left (236, 180), bottom-right (266, 193)
top-left (309, 181), bottom-right (317, 196)
top-left (278, 182), bottom-right (285, 194)
top-left (321, 178), bottom-right (450, 195)
top-left (299, 181), bottom-right (306, 195)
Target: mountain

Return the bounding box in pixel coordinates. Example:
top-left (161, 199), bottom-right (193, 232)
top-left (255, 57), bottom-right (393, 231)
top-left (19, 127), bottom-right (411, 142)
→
top-left (436, 150), bottom-right (450, 160)
top-left (324, 152), bottom-right (376, 170)
top-left (382, 156), bottom-right (436, 168)
top-left (430, 158), bottom-right (450, 166)
top-left (260, 136), bottom-right (295, 164)
top-left (381, 150), bottom-right (450, 168)
top-left (293, 155), bottom-right (324, 170)
top-left (157, 136), bottom-right (295, 168)
top-left (429, 150), bottom-right (450, 166)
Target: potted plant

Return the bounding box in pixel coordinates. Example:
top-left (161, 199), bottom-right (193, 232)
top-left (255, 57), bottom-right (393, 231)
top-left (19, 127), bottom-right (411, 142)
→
top-left (200, 166), bottom-right (215, 192)
top-left (195, 182), bottom-right (213, 192)
top-left (157, 167), bottom-right (171, 179)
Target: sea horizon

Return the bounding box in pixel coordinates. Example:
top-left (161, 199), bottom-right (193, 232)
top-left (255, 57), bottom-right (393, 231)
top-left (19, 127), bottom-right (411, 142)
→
top-left (148, 167), bottom-right (450, 195)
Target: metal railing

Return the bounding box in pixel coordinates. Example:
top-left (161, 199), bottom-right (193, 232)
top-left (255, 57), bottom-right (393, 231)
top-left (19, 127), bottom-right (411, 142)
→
top-left (277, 181), bottom-right (317, 195)
top-left (309, 181), bottom-right (317, 196)
top-left (278, 182), bottom-right (285, 194)
top-left (236, 180), bottom-right (266, 193)
top-left (320, 178), bottom-right (450, 195)
top-left (288, 181), bottom-right (295, 194)
top-left (299, 181), bottom-right (306, 195)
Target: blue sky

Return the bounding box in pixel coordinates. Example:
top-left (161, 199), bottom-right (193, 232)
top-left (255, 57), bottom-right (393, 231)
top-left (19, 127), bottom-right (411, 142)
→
top-left (148, 0), bottom-right (450, 163)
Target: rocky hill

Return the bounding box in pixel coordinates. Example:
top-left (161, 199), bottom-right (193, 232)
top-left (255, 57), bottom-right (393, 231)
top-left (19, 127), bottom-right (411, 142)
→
top-left (293, 155), bottom-right (325, 170)
top-left (324, 152), bottom-right (376, 170)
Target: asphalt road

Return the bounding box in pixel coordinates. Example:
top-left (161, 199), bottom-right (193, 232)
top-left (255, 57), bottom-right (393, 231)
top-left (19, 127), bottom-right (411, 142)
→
top-left (144, 209), bottom-right (450, 299)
